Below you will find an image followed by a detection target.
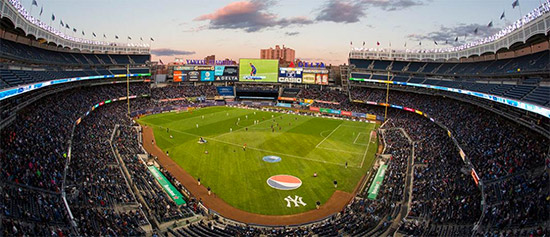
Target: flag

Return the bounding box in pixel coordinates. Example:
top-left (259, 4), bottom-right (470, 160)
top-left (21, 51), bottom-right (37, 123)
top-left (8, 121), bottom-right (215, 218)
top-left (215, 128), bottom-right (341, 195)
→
top-left (512, 0), bottom-right (519, 8)
top-left (404, 42), bottom-right (407, 47)
top-left (115, 35), bottom-right (119, 39)
top-left (103, 34), bottom-right (106, 38)
top-left (487, 21), bottom-right (493, 28)
top-left (434, 41), bottom-right (438, 45)
top-left (140, 37), bottom-right (143, 41)
top-left (60, 20), bottom-right (64, 27)
top-left (39, 6), bottom-right (43, 16)
top-left (51, 14), bottom-right (55, 21)
top-left (92, 32), bottom-right (96, 37)
top-left (500, 11), bottom-right (505, 19)
top-left (73, 28), bottom-right (76, 32)
top-left (376, 41), bottom-right (380, 46)
top-left (474, 28), bottom-right (478, 34)
top-left (128, 36), bottom-right (132, 40)
top-left (150, 37), bottom-right (154, 41)
top-left (32, 0), bottom-right (38, 6)
top-left (419, 41), bottom-right (422, 45)
top-left (445, 40), bottom-right (448, 44)
top-left (389, 42), bottom-right (391, 47)
top-left (362, 41), bottom-right (365, 46)
top-left (159, 59), bottom-right (164, 64)
top-left (82, 31), bottom-right (85, 36)
top-left (65, 24), bottom-right (69, 29)
top-left (455, 36), bottom-right (458, 42)
top-left (350, 41), bottom-right (352, 45)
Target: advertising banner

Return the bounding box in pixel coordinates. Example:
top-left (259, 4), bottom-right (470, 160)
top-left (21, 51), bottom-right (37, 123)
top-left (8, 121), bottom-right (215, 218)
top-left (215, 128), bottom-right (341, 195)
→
top-left (215, 66), bottom-right (225, 76)
top-left (329, 109), bottom-right (341, 114)
top-left (216, 86), bottom-right (234, 96)
top-left (278, 97), bottom-right (297, 101)
top-left (239, 59), bottom-right (279, 82)
top-left (278, 67), bottom-right (303, 83)
top-left (352, 112), bottom-right (366, 118)
top-left (148, 166), bottom-right (186, 205)
top-left (187, 71), bottom-right (200, 81)
top-left (319, 108), bottom-right (331, 113)
top-left (302, 73), bottom-right (315, 84)
top-left (215, 66), bottom-right (238, 81)
top-left (341, 111), bottom-right (352, 116)
top-left (310, 106), bottom-right (320, 112)
top-left (201, 71), bottom-right (215, 81)
top-left (366, 114), bottom-right (378, 120)
top-left (276, 102), bottom-right (292, 108)
top-left (173, 70), bottom-right (183, 82)
top-left (367, 164), bottom-right (388, 200)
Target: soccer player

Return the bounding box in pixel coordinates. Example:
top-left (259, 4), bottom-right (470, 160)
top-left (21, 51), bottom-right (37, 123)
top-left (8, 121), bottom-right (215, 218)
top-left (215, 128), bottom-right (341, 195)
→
top-left (243, 143), bottom-right (247, 151)
top-left (249, 63), bottom-right (257, 77)
top-left (333, 180), bottom-right (338, 188)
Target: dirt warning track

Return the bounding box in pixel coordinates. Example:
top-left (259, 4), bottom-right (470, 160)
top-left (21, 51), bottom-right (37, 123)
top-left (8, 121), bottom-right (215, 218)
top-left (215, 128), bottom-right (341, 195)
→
top-left (141, 125), bottom-right (358, 226)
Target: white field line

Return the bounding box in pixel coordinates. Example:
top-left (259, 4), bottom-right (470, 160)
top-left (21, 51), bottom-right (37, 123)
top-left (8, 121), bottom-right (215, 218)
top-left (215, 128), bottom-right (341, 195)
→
top-left (360, 131), bottom-right (374, 168)
top-left (315, 124), bottom-right (342, 148)
top-left (151, 124), bottom-right (347, 167)
top-left (316, 146), bottom-right (364, 155)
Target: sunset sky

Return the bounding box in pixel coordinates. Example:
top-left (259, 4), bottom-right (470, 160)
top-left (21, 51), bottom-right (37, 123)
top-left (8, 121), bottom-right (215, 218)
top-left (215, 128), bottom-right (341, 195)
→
top-left (20, 0), bottom-right (543, 64)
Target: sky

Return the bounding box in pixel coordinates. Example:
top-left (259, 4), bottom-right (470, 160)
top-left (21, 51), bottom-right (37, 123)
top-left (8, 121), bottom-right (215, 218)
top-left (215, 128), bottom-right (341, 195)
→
top-left (18, 0), bottom-right (544, 65)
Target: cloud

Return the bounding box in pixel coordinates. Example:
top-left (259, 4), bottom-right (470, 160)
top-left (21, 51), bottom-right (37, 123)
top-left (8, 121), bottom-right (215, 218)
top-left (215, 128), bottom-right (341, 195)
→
top-left (151, 48), bottom-right (195, 56)
top-left (316, 0), bottom-right (366, 23)
top-left (195, 0), bottom-right (313, 32)
top-left (407, 23), bottom-right (501, 46)
top-left (361, 0), bottom-right (427, 11)
top-left (285, 31), bottom-right (300, 36)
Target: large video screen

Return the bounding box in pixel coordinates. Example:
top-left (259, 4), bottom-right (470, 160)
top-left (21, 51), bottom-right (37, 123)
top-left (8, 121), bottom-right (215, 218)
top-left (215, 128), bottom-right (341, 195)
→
top-left (239, 59), bottom-right (279, 82)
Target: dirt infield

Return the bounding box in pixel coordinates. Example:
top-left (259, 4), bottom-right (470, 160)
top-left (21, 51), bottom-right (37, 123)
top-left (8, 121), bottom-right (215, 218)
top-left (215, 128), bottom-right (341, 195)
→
top-left (141, 125), bottom-right (358, 226)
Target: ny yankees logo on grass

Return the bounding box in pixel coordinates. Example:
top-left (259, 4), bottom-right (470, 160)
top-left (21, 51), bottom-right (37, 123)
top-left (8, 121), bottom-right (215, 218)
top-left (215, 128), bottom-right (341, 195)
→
top-left (285, 195), bottom-right (307, 208)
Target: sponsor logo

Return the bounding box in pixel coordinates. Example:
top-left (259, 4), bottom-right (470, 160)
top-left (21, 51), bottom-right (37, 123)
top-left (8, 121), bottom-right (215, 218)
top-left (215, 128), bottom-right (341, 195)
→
top-left (262, 156), bottom-right (282, 163)
top-left (278, 77), bottom-right (302, 83)
top-left (284, 195), bottom-right (307, 208)
top-left (267, 175), bottom-right (302, 190)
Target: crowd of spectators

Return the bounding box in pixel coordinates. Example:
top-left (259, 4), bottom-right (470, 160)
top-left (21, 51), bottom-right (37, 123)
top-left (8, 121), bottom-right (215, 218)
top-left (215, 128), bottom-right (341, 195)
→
top-left (151, 84), bottom-right (217, 100)
top-left (1, 82), bottom-right (548, 236)
top-left (350, 87), bottom-right (548, 181)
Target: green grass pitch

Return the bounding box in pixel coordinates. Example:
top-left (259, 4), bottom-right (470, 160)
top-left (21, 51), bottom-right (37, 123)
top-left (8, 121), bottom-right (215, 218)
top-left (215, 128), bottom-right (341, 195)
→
top-left (138, 106), bottom-right (378, 215)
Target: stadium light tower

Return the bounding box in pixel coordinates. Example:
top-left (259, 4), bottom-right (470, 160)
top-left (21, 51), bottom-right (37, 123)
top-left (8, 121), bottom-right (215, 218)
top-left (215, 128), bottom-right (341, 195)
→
top-left (127, 64), bottom-right (130, 116)
top-left (384, 70), bottom-right (390, 121)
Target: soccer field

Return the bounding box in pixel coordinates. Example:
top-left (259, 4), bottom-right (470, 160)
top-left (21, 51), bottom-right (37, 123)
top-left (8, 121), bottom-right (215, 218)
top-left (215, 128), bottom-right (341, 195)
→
top-left (138, 106), bottom-right (378, 215)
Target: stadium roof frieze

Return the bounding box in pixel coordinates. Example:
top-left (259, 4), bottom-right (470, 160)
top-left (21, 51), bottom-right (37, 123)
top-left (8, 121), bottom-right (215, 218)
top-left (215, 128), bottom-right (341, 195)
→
top-left (350, 1), bottom-right (550, 61)
top-left (0, 0), bottom-right (150, 54)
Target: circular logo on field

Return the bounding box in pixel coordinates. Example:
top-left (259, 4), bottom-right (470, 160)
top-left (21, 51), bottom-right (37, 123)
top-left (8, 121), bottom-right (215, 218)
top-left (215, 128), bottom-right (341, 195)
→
top-left (267, 175), bottom-right (302, 190)
top-left (262, 155), bottom-right (282, 163)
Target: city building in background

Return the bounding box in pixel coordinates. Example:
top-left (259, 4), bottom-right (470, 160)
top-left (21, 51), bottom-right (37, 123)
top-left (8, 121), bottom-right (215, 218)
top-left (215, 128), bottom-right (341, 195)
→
top-left (260, 45), bottom-right (295, 64)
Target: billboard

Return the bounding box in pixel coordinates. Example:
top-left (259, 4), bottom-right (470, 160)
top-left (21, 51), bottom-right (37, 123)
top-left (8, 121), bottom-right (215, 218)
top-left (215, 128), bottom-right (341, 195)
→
top-left (239, 59), bottom-right (278, 82)
top-left (278, 67), bottom-right (303, 83)
top-left (173, 70), bottom-right (183, 82)
top-left (201, 71), bottom-right (215, 81)
top-left (187, 71), bottom-right (200, 81)
top-left (217, 86), bottom-right (234, 96)
top-left (303, 73), bottom-right (315, 84)
top-left (215, 66), bottom-right (239, 81)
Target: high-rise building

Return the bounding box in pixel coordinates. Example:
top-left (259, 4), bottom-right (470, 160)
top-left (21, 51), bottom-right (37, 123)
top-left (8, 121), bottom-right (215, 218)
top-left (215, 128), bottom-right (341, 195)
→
top-left (260, 45), bottom-right (295, 63)
top-left (204, 55), bottom-right (215, 64)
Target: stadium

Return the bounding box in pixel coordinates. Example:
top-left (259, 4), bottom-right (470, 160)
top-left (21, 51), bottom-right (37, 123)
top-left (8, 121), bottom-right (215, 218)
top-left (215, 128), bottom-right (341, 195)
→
top-left (0, 0), bottom-right (549, 236)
